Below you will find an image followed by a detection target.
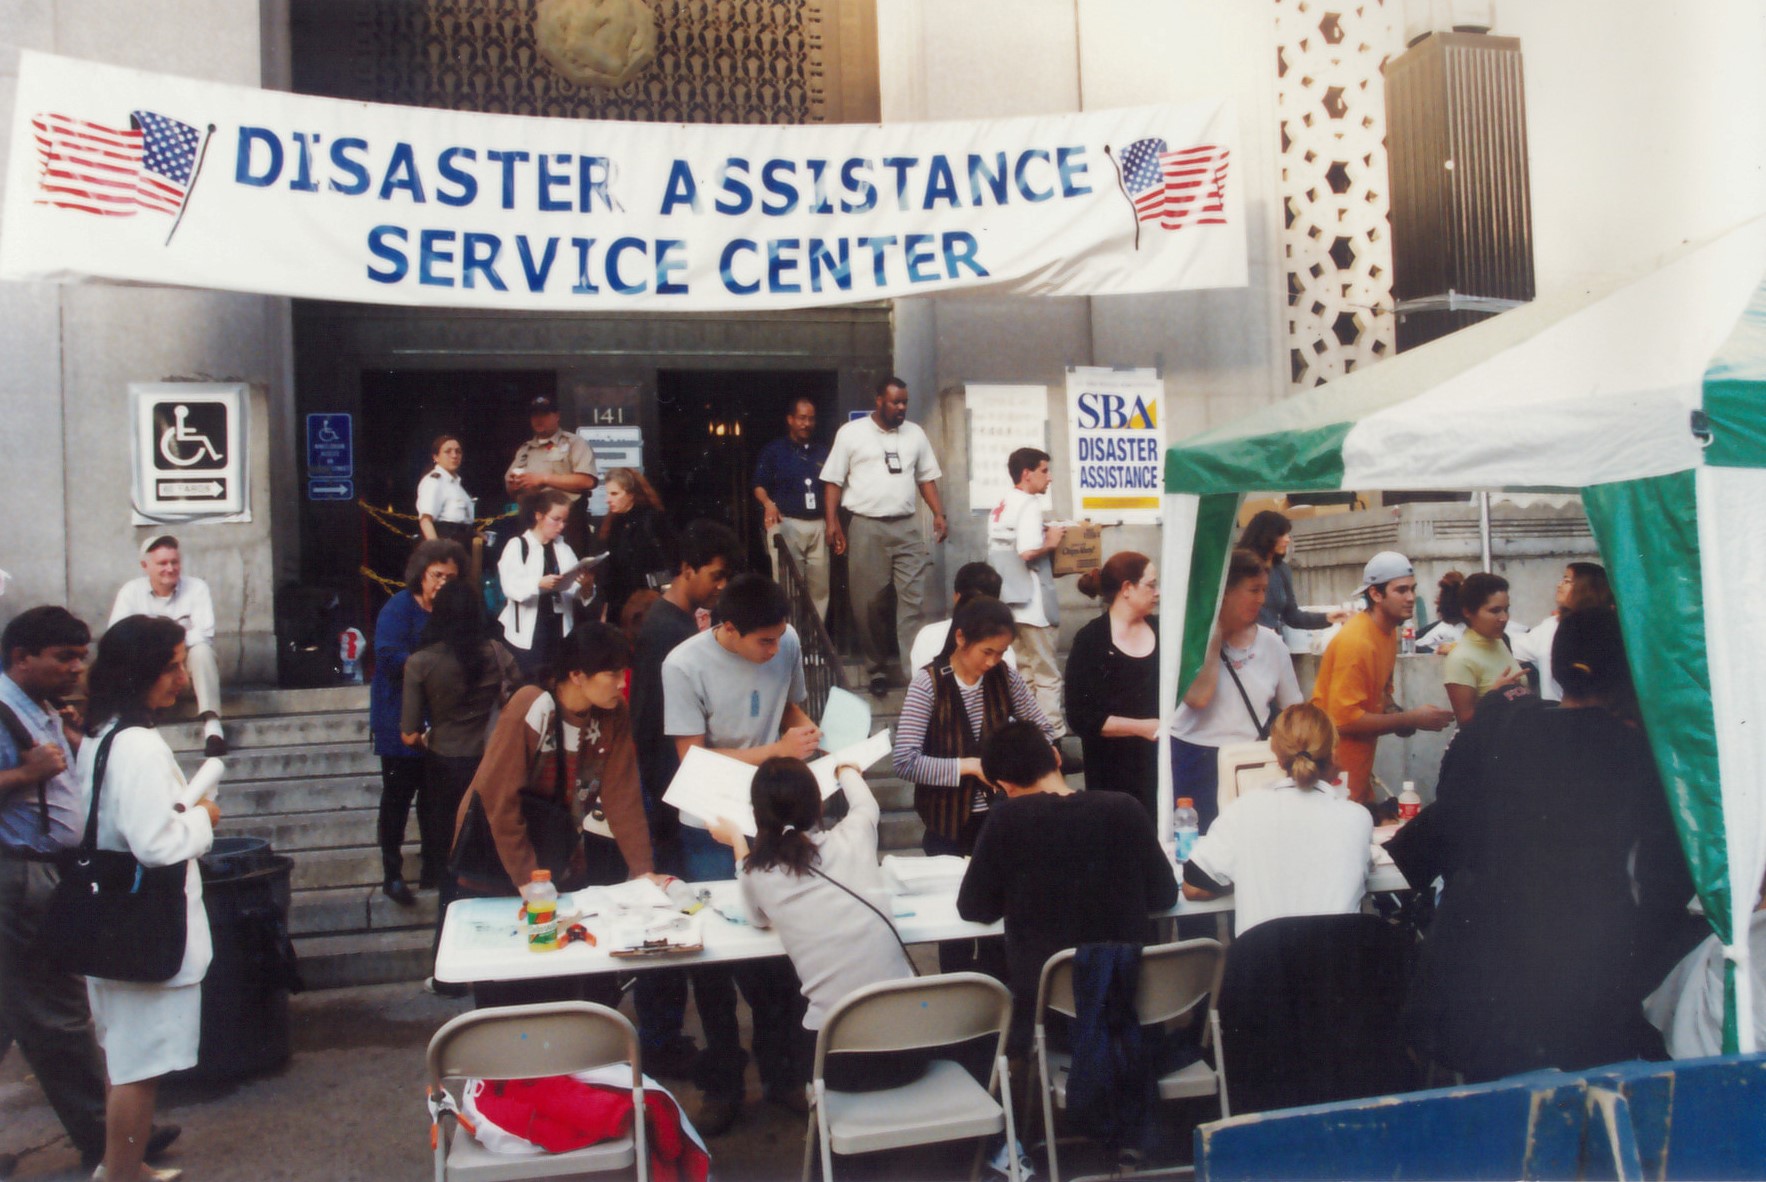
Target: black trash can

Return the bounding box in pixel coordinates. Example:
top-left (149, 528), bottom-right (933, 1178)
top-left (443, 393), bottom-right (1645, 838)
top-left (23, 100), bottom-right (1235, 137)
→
top-left (175, 837), bottom-right (304, 1082)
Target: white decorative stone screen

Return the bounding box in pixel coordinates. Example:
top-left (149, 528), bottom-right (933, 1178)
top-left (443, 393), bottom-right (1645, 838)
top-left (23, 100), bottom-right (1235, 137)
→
top-left (1274, 0), bottom-right (1406, 388)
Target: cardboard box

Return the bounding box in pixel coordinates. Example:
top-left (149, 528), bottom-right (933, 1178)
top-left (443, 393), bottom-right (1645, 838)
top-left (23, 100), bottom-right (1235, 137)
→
top-left (1052, 522), bottom-right (1104, 577)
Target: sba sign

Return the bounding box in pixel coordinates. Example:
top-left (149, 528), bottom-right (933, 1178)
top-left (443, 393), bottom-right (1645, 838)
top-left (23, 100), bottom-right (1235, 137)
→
top-left (1065, 368), bottom-right (1165, 525)
top-left (1074, 391), bottom-right (1158, 431)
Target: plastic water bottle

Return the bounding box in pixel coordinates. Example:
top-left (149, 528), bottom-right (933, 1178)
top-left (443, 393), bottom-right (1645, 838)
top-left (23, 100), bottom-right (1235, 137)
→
top-left (1398, 781), bottom-right (1422, 822)
top-left (1400, 624), bottom-right (1416, 656)
top-left (1173, 797), bottom-right (1200, 863)
top-left (522, 870), bottom-right (560, 952)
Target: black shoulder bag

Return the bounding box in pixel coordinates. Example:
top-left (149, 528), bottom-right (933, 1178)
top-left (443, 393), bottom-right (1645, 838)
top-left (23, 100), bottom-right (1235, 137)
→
top-left (41, 726), bottom-right (190, 983)
top-left (1221, 651), bottom-right (1275, 740)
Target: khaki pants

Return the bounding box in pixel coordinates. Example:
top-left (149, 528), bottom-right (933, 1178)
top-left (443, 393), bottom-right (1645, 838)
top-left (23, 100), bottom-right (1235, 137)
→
top-left (187, 640), bottom-right (222, 718)
top-left (1011, 623), bottom-right (1067, 734)
top-left (768, 517), bottom-right (830, 621)
top-left (845, 513), bottom-right (930, 680)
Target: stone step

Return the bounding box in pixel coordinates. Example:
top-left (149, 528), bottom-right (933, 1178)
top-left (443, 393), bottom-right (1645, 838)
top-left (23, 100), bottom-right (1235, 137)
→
top-left (164, 684), bottom-right (370, 720)
top-left (293, 928), bottom-right (436, 989)
top-left (288, 846), bottom-right (421, 891)
top-left (183, 741), bottom-right (378, 782)
top-left (163, 709), bottom-right (370, 754)
top-left (228, 774), bottom-right (383, 816)
top-left (229, 807), bottom-right (404, 853)
top-left (289, 883), bottom-right (442, 937)
top-left (880, 810), bottom-right (924, 852)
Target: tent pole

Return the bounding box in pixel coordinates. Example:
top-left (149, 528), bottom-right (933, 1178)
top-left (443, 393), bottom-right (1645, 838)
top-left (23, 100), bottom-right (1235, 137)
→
top-left (1479, 491), bottom-right (1492, 572)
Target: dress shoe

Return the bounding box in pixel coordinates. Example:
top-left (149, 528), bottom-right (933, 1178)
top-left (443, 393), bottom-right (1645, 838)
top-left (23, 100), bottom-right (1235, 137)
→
top-left (383, 878), bottom-right (416, 906)
top-left (869, 674), bottom-right (888, 698)
top-left (696, 1093), bottom-right (742, 1137)
top-left (0, 1152), bottom-right (17, 1179)
top-left (643, 1036), bottom-right (701, 1081)
top-left (203, 734), bottom-right (228, 757)
top-left (765, 1084), bottom-right (810, 1117)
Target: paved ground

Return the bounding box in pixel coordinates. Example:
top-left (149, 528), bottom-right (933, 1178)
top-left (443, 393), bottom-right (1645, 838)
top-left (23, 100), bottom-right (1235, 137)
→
top-left (3, 934), bottom-right (1208, 1180)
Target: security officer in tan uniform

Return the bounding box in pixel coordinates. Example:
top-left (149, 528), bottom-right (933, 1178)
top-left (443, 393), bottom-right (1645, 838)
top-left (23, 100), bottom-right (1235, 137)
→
top-left (505, 395), bottom-right (599, 551)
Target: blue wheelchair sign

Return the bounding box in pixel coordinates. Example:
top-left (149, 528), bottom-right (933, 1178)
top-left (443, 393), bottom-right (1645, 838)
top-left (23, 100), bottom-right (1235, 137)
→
top-left (306, 414), bottom-right (353, 476)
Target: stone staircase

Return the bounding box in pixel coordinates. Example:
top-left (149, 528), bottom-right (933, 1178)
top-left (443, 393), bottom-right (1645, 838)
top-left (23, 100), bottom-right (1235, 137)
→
top-left (163, 686), bottom-right (438, 991)
top-left (160, 669), bottom-right (926, 991)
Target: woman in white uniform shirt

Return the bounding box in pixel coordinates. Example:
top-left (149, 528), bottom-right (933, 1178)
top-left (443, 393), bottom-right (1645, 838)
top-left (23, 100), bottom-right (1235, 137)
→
top-left (79, 615), bottom-right (220, 1182)
top-left (415, 434), bottom-right (477, 547)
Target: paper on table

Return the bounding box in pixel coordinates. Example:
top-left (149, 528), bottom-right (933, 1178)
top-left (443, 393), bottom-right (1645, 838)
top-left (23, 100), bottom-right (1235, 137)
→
top-left (580, 877), bottom-right (673, 911)
top-left (807, 729), bottom-right (893, 799)
top-left (662, 744), bottom-right (760, 835)
top-left (819, 687), bottom-right (873, 756)
top-left (178, 758), bottom-right (225, 810)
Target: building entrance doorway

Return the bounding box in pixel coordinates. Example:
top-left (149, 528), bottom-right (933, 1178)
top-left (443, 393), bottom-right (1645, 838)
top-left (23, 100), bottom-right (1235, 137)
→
top-left (653, 370), bottom-right (839, 579)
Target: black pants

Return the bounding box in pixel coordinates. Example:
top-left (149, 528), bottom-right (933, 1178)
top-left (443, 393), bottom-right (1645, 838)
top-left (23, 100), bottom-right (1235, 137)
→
top-left (378, 756), bottom-right (425, 882)
top-left (424, 753), bottom-right (478, 884)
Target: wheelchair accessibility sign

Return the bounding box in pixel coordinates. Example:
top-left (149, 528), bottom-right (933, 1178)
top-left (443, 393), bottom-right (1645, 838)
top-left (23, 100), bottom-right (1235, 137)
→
top-left (131, 383), bottom-right (248, 521)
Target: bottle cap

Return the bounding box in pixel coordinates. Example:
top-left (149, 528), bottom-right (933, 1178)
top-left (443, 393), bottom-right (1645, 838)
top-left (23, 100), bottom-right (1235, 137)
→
top-left (1402, 781), bottom-right (1416, 793)
top-left (532, 869), bottom-right (552, 881)
top-left (1177, 797), bottom-right (1194, 808)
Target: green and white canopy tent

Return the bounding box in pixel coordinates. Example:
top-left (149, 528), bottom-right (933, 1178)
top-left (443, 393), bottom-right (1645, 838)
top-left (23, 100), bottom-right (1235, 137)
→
top-left (1157, 214), bottom-right (1766, 1053)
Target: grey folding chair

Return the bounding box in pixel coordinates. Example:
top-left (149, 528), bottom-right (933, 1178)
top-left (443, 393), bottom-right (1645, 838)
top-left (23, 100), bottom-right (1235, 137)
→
top-left (801, 972), bottom-right (1020, 1182)
top-left (426, 1001), bottom-right (648, 1182)
top-left (1028, 940), bottom-right (1227, 1182)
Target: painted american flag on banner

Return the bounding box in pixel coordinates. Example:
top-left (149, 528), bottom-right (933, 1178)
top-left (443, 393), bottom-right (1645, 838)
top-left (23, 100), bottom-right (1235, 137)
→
top-left (32, 109), bottom-right (202, 217)
top-left (1118, 137), bottom-right (1231, 232)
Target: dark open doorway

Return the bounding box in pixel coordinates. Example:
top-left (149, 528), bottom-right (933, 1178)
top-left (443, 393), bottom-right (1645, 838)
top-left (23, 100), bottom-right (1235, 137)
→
top-left (653, 370), bottom-right (839, 577)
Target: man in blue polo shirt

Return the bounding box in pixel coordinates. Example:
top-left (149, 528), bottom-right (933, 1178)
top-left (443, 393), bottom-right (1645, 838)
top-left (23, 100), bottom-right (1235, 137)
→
top-left (0, 607), bottom-right (180, 1172)
top-left (751, 397), bottom-right (830, 620)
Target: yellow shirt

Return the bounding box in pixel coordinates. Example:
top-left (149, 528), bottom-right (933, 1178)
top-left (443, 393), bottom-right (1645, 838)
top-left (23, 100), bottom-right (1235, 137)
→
top-left (1441, 629), bottom-right (1521, 698)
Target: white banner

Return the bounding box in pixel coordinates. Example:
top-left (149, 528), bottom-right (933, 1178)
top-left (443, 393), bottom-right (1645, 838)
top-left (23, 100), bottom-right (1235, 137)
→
top-left (1, 52), bottom-right (1247, 313)
top-left (1066, 366), bottom-right (1165, 525)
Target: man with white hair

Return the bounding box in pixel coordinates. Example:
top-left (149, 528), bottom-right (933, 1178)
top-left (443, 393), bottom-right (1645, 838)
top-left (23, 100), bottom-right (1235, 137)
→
top-left (110, 535), bottom-right (226, 756)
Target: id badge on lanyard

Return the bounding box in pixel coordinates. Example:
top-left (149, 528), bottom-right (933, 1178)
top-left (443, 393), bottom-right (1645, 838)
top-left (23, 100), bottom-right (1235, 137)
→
top-left (803, 476), bottom-right (817, 511)
top-left (884, 449), bottom-right (903, 475)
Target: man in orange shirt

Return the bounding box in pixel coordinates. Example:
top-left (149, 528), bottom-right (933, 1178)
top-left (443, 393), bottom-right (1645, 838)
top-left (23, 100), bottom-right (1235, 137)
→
top-left (1311, 551), bottom-right (1454, 802)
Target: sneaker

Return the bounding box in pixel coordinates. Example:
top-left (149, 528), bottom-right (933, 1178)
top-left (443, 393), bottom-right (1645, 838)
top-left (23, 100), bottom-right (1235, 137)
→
top-left (696, 1093), bottom-right (742, 1137)
top-left (987, 1138), bottom-right (1035, 1179)
top-left (643, 1036), bottom-right (701, 1081)
top-left (92, 1166), bottom-right (183, 1182)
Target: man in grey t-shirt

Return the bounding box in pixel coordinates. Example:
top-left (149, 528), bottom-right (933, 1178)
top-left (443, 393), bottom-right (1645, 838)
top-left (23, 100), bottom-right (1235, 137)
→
top-left (660, 574), bottom-right (819, 1133)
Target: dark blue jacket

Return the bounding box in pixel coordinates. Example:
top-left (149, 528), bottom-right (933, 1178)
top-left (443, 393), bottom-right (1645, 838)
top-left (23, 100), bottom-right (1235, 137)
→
top-left (370, 589), bottom-right (429, 758)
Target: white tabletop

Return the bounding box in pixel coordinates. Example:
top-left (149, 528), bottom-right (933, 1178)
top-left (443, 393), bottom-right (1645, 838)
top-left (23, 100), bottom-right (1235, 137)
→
top-left (434, 862), bottom-right (1412, 985)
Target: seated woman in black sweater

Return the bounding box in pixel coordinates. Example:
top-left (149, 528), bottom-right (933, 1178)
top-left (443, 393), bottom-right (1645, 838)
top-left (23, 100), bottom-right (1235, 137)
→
top-left (957, 721), bottom-right (1178, 1055)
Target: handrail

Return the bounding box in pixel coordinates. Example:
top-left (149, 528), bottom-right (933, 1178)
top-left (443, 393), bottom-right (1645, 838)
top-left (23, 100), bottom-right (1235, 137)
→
top-left (772, 532), bottom-right (846, 719)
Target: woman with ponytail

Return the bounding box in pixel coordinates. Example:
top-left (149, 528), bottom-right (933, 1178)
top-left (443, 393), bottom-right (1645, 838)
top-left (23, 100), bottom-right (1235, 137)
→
top-left (1180, 703), bottom-right (1373, 936)
top-left (707, 758), bottom-right (919, 1088)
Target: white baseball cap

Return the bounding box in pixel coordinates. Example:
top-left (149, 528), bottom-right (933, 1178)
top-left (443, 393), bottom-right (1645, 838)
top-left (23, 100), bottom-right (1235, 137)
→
top-left (1356, 551), bottom-right (1414, 593)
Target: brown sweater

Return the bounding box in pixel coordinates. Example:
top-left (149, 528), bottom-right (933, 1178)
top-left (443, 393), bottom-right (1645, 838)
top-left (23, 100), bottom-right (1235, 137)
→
top-left (454, 684), bottom-right (653, 891)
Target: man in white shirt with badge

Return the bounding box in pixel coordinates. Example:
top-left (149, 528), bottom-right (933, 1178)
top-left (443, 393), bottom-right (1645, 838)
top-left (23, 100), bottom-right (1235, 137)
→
top-left (820, 377), bottom-right (948, 696)
top-left (110, 535), bottom-right (226, 756)
top-left (988, 447), bottom-right (1068, 733)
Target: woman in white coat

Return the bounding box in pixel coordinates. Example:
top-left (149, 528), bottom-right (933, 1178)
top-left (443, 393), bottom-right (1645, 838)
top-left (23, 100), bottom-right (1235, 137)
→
top-left (79, 614), bottom-right (220, 1182)
top-left (498, 489), bottom-right (591, 680)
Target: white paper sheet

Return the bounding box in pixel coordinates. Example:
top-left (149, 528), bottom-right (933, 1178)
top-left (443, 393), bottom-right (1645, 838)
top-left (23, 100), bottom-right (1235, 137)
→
top-left (662, 745), bottom-right (761, 835)
top-left (807, 729), bottom-right (893, 799)
top-left (819, 686), bottom-right (873, 756)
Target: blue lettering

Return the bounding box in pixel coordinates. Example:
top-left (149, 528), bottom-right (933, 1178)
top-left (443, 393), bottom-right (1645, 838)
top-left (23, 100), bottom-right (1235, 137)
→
top-left (767, 239), bottom-right (801, 293)
top-left (942, 231), bottom-right (987, 278)
top-left (235, 127), bottom-right (282, 187)
top-left (881, 156), bottom-right (918, 210)
top-left (656, 239), bottom-right (688, 295)
top-left (486, 149), bottom-right (529, 210)
top-left (921, 155), bottom-right (959, 209)
top-left (418, 228), bottom-right (455, 285)
top-left (378, 142), bottom-right (426, 203)
top-left (1014, 149), bottom-right (1053, 202)
top-left (538, 153), bottom-right (571, 212)
top-left (715, 159), bottom-right (753, 215)
top-left (365, 224), bottom-right (407, 283)
top-left (327, 137), bottom-right (369, 195)
top-left (857, 236), bottom-right (896, 286)
top-left (290, 132), bottom-right (320, 193)
top-left (967, 153), bottom-right (1008, 206)
top-left (903, 233), bottom-right (938, 283)
top-left (761, 159), bottom-right (798, 216)
top-left (606, 236), bottom-right (647, 294)
top-left (516, 235), bottom-right (557, 292)
top-left (435, 147), bottom-right (477, 207)
top-left (720, 238), bottom-right (760, 294)
top-left (461, 232), bottom-right (507, 291)
top-left (839, 159), bottom-right (876, 213)
top-left (659, 160), bottom-right (700, 215)
top-left (1056, 146), bottom-right (1091, 197)
top-left (808, 238), bottom-right (851, 291)
top-left (570, 237), bottom-right (600, 294)
top-left (578, 156), bottom-right (615, 213)
top-left (807, 159), bottom-right (833, 214)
